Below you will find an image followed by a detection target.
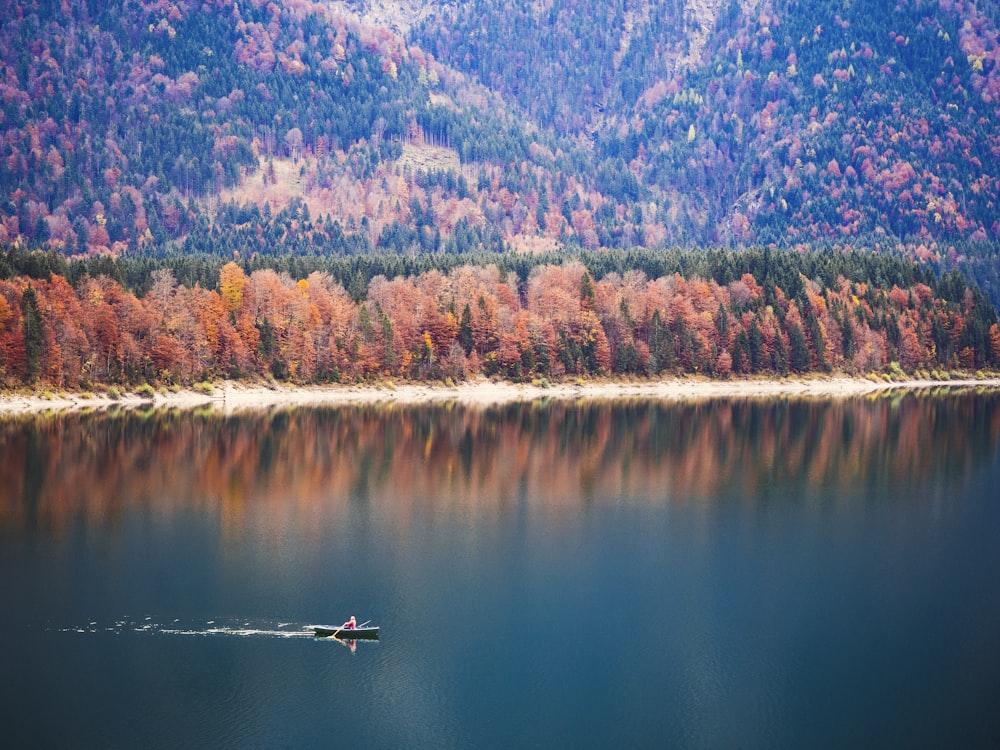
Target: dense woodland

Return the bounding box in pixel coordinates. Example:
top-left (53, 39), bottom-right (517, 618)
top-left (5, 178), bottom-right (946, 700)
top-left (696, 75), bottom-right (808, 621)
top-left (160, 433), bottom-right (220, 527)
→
top-left (2, 0), bottom-right (1000, 389)
top-left (2, 1), bottom-right (1000, 305)
top-left (2, 243), bottom-right (998, 388)
top-left (415, 0), bottom-right (1000, 244)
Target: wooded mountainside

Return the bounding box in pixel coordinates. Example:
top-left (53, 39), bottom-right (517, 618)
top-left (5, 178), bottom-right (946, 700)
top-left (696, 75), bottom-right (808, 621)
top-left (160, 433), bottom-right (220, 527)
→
top-left (2, 0), bottom-right (1000, 387)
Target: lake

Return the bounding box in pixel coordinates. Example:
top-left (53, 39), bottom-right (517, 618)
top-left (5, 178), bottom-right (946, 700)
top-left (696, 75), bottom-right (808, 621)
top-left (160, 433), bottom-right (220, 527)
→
top-left (2, 390), bottom-right (1000, 748)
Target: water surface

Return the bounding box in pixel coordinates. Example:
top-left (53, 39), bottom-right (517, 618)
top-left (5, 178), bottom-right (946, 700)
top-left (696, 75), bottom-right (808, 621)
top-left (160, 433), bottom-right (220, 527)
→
top-left (2, 391), bottom-right (999, 748)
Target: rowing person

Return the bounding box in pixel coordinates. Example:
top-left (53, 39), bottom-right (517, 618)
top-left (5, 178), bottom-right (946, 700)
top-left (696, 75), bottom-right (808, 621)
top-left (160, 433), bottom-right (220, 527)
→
top-left (341, 615), bottom-right (357, 630)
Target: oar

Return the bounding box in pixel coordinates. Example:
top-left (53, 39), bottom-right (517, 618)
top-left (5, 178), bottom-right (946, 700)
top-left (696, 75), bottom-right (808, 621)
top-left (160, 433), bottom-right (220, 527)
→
top-left (329, 619), bottom-right (369, 639)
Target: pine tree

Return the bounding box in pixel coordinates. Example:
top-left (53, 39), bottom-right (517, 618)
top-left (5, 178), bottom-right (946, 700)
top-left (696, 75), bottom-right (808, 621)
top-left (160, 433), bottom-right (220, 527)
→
top-left (458, 303), bottom-right (474, 355)
top-left (21, 285), bottom-right (44, 383)
top-left (788, 323), bottom-right (810, 373)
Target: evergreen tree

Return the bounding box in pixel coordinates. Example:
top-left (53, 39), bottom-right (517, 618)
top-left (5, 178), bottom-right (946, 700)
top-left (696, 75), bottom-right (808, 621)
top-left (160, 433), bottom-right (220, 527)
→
top-left (788, 323), bottom-right (810, 373)
top-left (21, 285), bottom-right (44, 383)
top-left (647, 309), bottom-right (674, 374)
top-left (257, 317), bottom-right (276, 362)
top-left (458, 303), bottom-right (475, 355)
top-left (748, 318), bottom-right (765, 372)
top-left (840, 313), bottom-right (856, 362)
top-left (580, 271), bottom-right (595, 307)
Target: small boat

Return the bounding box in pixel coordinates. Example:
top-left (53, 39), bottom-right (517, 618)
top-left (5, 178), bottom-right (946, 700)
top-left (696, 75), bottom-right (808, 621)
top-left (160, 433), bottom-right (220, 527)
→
top-left (313, 625), bottom-right (380, 639)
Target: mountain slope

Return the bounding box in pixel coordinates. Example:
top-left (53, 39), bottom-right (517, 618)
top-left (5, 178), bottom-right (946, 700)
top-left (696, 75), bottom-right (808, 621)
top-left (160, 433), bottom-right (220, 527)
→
top-left (1, 0), bottom-right (999, 293)
top-left (414, 0), bottom-right (1000, 245)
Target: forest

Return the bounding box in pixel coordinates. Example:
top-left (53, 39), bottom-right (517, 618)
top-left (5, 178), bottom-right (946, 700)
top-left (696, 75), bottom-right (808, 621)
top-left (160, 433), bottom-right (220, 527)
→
top-left (2, 0), bottom-right (1000, 391)
top-left (2, 242), bottom-right (998, 389)
top-left (2, 0), bottom-right (1000, 308)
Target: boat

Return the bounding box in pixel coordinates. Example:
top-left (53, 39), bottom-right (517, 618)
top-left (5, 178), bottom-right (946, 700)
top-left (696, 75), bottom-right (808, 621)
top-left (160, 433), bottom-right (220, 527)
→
top-left (313, 625), bottom-right (380, 639)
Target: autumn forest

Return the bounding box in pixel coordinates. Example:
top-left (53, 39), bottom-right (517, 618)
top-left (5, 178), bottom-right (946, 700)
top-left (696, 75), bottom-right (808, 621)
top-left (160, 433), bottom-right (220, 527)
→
top-left (2, 242), bottom-right (998, 388)
top-left (3, 0), bottom-right (1000, 390)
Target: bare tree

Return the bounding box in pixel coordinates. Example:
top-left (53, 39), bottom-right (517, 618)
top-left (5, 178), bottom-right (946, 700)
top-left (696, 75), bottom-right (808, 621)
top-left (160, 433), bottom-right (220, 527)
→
top-left (284, 127), bottom-right (304, 162)
top-left (372, 117), bottom-right (387, 155)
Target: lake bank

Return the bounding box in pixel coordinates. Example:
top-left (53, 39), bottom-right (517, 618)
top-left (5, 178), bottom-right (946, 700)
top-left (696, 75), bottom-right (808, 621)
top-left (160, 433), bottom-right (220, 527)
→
top-left (3, 375), bottom-right (1000, 415)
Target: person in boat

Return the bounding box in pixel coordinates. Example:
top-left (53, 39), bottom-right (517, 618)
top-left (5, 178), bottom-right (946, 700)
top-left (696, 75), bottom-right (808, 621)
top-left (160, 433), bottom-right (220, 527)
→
top-left (342, 615), bottom-right (357, 630)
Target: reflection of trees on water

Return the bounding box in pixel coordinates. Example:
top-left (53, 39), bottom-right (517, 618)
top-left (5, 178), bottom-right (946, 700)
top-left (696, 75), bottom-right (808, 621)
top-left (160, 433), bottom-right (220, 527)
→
top-left (2, 390), bottom-right (999, 533)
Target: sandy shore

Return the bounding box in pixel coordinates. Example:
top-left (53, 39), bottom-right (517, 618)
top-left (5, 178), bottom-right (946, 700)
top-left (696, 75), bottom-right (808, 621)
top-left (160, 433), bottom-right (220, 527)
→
top-left (2, 376), bottom-right (999, 416)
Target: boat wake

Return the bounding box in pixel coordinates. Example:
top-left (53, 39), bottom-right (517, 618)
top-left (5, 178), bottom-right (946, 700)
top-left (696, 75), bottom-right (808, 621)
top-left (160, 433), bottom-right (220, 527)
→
top-left (56, 617), bottom-right (317, 639)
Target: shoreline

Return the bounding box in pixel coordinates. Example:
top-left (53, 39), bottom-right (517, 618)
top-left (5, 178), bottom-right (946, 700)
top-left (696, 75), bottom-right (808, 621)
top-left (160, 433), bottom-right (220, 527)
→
top-left (2, 375), bottom-right (1000, 416)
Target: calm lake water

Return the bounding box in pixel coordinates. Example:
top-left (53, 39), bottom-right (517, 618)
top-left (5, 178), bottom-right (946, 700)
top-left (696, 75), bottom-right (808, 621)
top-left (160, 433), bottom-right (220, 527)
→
top-left (2, 391), bottom-right (1000, 748)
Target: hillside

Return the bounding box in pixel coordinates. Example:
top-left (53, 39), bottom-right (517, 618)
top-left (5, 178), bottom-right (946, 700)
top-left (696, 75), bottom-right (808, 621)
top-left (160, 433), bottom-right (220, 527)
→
top-left (1, 0), bottom-right (1000, 303)
top-left (414, 0), bottom-right (1000, 242)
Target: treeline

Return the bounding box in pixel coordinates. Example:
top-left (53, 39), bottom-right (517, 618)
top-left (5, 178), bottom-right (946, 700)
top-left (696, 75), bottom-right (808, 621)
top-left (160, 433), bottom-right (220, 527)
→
top-left (2, 246), bottom-right (997, 389)
top-left (1, 236), bottom-right (965, 303)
